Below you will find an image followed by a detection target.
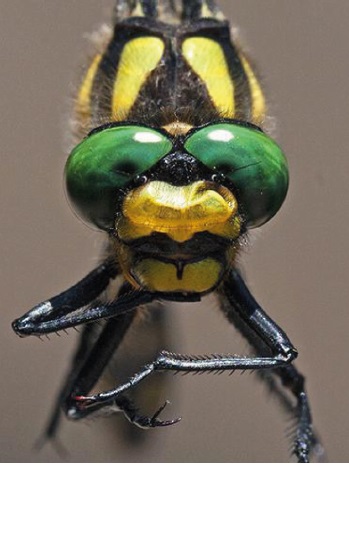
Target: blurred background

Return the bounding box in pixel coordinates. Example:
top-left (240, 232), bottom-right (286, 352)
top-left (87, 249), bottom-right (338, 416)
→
top-left (1, 0), bottom-right (348, 462)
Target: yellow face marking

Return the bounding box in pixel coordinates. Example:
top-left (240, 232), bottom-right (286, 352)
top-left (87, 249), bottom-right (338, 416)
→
top-left (240, 54), bottom-right (266, 125)
top-left (118, 180), bottom-right (241, 243)
top-left (162, 122), bottom-right (193, 136)
top-left (112, 37), bottom-right (164, 121)
top-left (131, 258), bottom-right (223, 293)
top-left (182, 38), bottom-right (235, 117)
top-left (76, 53), bottom-right (102, 123)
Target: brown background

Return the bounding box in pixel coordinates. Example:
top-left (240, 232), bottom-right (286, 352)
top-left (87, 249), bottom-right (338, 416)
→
top-left (1, 0), bottom-right (348, 462)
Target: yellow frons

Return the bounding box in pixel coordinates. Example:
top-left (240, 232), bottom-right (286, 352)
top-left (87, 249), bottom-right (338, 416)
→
top-left (118, 180), bottom-right (241, 243)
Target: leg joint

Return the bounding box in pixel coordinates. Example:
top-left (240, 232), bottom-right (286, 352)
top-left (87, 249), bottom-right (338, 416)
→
top-left (281, 345), bottom-right (298, 364)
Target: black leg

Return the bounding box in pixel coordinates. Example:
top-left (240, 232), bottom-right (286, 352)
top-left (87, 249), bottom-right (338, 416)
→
top-left (106, 304), bottom-right (175, 424)
top-left (40, 320), bottom-right (105, 442)
top-left (41, 296), bottom-right (179, 441)
top-left (15, 259), bottom-right (317, 460)
top-left (270, 365), bottom-right (320, 463)
top-left (220, 269), bottom-right (317, 463)
top-left (12, 259), bottom-right (119, 336)
top-left (63, 313), bottom-right (180, 429)
top-left (12, 263), bottom-right (200, 336)
top-left (12, 262), bottom-right (158, 336)
top-left (90, 301), bottom-right (179, 445)
top-left (70, 269), bottom-right (316, 461)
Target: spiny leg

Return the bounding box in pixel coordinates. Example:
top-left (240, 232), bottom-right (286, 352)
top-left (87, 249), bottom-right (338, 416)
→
top-left (12, 256), bottom-right (195, 339)
top-left (40, 320), bottom-right (105, 443)
top-left (219, 269), bottom-right (317, 463)
top-left (75, 269), bottom-right (317, 462)
top-left (220, 278), bottom-right (313, 441)
top-left (12, 258), bottom-right (162, 441)
top-left (96, 301), bottom-right (178, 444)
top-left (58, 282), bottom-right (179, 429)
top-left (124, 305), bottom-right (177, 441)
top-left (12, 259), bottom-right (120, 336)
top-left (13, 280), bottom-right (156, 338)
top-left (219, 278), bottom-right (320, 460)
top-left (270, 366), bottom-right (323, 462)
top-left (224, 270), bottom-right (323, 460)
top-left (64, 313), bottom-right (135, 421)
top-left (43, 302), bottom-right (179, 443)
top-left (106, 303), bottom-right (173, 413)
top-left (17, 256), bottom-right (316, 460)
top-left (64, 311), bottom-right (180, 429)
top-left (72, 273), bottom-right (296, 444)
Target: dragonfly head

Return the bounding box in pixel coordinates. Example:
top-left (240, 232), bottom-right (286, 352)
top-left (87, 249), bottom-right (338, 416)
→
top-left (65, 121), bottom-right (289, 293)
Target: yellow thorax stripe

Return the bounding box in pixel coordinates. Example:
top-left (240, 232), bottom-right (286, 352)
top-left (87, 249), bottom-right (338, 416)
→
top-left (112, 37), bottom-right (164, 121)
top-left (182, 37), bottom-right (235, 117)
top-left (76, 53), bottom-right (102, 122)
top-left (200, 2), bottom-right (225, 21)
top-left (130, 1), bottom-right (145, 17)
top-left (239, 54), bottom-right (266, 125)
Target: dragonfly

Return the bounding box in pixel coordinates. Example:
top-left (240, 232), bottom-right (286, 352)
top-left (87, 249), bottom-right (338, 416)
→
top-left (12, 0), bottom-right (320, 462)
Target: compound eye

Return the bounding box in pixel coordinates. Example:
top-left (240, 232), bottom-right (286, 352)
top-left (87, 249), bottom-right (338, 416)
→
top-left (65, 125), bottom-right (172, 229)
top-left (184, 123), bottom-right (289, 227)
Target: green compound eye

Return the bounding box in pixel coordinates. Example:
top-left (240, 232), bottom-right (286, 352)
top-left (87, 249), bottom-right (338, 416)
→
top-left (184, 123), bottom-right (289, 228)
top-left (65, 125), bottom-right (173, 229)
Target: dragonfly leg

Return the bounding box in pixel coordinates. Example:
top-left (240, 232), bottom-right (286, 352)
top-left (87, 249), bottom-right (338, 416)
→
top-left (40, 321), bottom-right (105, 443)
top-left (270, 365), bottom-right (320, 463)
top-left (219, 268), bottom-right (317, 462)
top-left (12, 265), bottom-right (156, 336)
top-left (12, 259), bottom-right (119, 336)
top-left (74, 268), bottom-right (316, 461)
top-left (42, 310), bottom-right (180, 443)
top-left (65, 305), bottom-right (181, 427)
